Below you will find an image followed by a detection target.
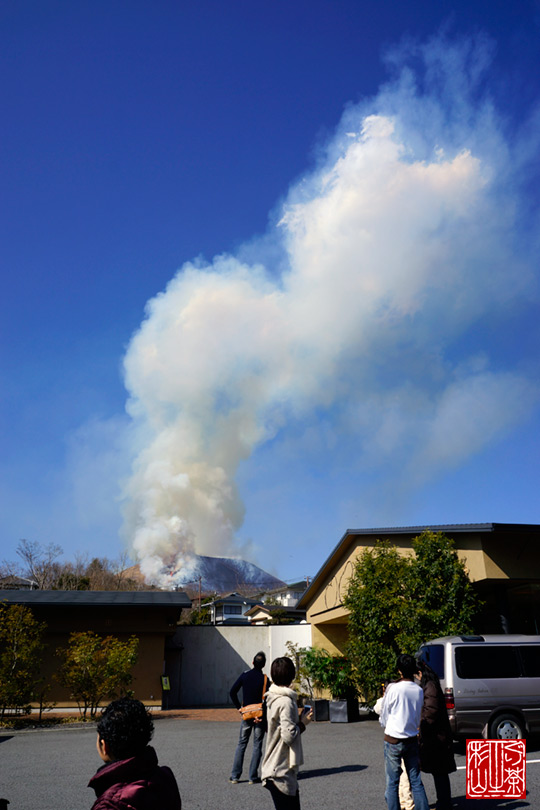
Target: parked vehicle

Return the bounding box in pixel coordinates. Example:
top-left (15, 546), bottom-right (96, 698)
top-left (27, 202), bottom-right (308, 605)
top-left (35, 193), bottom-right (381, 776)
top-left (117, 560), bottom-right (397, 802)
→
top-left (417, 635), bottom-right (540, 740)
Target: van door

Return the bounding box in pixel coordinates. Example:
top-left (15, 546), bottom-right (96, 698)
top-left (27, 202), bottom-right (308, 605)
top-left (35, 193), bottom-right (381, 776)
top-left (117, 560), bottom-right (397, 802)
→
top-left (516, 645), bottom-right (540, 735)
top-left (454, 644), bottom-right (537, 737)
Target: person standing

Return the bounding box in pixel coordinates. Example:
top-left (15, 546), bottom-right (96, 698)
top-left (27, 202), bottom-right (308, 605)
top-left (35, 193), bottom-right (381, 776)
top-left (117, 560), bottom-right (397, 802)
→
top-left (261, 656), bottom-right (312, 810)
top-left (374, 682), bottom-right (414, 810)
top-left (417, 660), bottom-right (456, 810)
top-left (229, 651), bottom-right (269, 784)
top-left (379, 654), bottom-right (429, 810)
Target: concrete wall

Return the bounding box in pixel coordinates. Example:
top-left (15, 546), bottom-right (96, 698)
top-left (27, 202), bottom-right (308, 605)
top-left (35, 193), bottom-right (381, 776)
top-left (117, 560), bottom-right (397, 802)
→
top-left (169, 624), bottom-right (312, 706)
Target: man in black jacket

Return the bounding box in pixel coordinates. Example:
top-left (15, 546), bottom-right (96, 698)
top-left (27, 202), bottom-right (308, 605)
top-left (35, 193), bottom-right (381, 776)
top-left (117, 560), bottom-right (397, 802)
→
top-left (229, 651), bottom-right (269, 784)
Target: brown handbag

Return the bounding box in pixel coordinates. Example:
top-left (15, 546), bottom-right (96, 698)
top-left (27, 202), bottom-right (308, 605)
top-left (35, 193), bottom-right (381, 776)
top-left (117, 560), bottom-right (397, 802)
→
top-left (240, 675), bottom-right (268, 720)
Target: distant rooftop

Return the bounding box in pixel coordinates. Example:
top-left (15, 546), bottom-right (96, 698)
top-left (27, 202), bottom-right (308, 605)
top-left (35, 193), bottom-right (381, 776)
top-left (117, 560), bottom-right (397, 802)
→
top-left (204, 592), bottom-right (259, 607)
top-left (262, 580), bottom-right (308, 594)
top-left (0, 589), bottom-right (191, 608)
top-left (344, 523), bottom-right (540, 536)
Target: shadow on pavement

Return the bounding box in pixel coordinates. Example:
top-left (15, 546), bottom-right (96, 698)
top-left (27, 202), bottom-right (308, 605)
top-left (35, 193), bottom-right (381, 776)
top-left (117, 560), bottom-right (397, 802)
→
top-left (523, 737), bottom-right (540, 754)
top-left (453, 738), bottom-right (540, 756)
top-left (0, 737), bottom-right (13, 745)
top-left (453, 795), bottom-right (529, 808)
top-left (299, 764), bottom-right (367, 779)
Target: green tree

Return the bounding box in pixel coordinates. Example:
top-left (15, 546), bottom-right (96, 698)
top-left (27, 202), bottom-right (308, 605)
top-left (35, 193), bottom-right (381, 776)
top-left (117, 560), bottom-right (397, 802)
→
top-left (344, 531), bottom-right (480, 702)
top-left (406, 531), bottom-right (480, 644)
top-left (0, 603), bottom-right (46, 717)
top-left (57, 631), bottom-right (139, 719)
top-left (344, 542), bottom-right (410, 701)
top-left (180, 594), bottom-right (216, 625)
top-left (267, 608), bottom-right (294, 625)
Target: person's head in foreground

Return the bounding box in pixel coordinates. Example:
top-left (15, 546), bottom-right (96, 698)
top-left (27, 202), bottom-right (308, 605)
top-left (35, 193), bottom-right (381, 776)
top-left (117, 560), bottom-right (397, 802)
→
top-left (96, 697), bottom-right (154, 763)
top-left (270, 656), bottom-right (296, 687)
top-left (396, 653), bottom-right (419, 680)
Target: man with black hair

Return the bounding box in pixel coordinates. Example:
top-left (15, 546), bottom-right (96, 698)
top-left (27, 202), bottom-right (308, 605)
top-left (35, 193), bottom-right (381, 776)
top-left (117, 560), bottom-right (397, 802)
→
top-left (229, 651), bottom-right (270, 784)
top-left (379, 654), bottom-right (429, 810)
top-left (89, 697), bottom-right (181, 809)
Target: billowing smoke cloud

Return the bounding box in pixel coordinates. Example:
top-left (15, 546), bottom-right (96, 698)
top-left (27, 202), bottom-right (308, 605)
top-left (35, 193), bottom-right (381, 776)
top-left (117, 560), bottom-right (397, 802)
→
top-left (122, 35), bottom-right (539, 584)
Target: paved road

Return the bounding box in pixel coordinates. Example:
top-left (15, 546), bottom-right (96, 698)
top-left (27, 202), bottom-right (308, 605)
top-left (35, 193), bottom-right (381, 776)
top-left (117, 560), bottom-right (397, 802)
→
top-left (1, 716), bottom-right (538, 809)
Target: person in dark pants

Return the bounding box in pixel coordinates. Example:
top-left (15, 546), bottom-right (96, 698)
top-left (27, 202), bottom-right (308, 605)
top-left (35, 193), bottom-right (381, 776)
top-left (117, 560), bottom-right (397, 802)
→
top-left (417, 660), bottom-right (456, 810)
top-left (229, 651), bottom-right (270, 784)
top-left (379, 654), bottom-right (429, 810)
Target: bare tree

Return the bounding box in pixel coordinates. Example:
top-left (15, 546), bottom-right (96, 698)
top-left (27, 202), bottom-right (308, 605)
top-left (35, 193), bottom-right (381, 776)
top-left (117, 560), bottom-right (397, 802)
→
top-left (4, 540), bottom-right (145, 592)
top-left (15, 539), bottom-right (63, 589)
top-left (85, 553), bottom-right (144, 591)
top-left (0, 559), bottom-right (16, 580)
top-left (113, 549), bottom-right (133, 589)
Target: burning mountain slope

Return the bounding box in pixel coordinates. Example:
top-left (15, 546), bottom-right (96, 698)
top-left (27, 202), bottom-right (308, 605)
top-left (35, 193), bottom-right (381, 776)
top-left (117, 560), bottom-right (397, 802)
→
top-left (124, 554), bottom-right (285, 594)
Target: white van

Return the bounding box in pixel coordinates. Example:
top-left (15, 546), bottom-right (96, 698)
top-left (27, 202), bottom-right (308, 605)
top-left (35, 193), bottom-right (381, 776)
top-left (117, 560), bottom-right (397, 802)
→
top-left (417, 634), bottom-right (540, 740)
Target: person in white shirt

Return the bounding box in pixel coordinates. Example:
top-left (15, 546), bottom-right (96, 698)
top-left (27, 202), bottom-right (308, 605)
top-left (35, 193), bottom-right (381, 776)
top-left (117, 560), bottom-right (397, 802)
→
top-left (379, 654), bottom-right (429, 810)
top-left (374, 683), bottom-right (414, 810)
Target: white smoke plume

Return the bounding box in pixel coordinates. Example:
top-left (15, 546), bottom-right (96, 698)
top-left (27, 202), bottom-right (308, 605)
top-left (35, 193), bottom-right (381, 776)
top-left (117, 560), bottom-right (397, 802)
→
top-left (122, 34), bottom-right (539, 584)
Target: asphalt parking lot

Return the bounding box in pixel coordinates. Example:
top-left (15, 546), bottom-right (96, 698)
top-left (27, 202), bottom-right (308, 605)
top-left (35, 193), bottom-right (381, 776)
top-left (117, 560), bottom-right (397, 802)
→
top-left (1, 714), bottom-right (538, 809)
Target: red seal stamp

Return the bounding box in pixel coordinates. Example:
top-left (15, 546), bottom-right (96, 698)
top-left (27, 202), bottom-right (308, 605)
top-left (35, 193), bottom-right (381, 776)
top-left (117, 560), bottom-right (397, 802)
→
top-left (467, 739), bottom-right (526, 799)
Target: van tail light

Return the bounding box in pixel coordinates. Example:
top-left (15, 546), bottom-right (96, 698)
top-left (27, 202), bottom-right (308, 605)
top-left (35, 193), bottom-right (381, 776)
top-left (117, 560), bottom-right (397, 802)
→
top-left (445, 688), bottom-right (455, 710)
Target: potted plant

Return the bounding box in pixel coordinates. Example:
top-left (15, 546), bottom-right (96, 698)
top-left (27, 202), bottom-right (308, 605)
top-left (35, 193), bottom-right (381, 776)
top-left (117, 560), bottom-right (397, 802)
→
top-left (302, 647), bottom-right (332, 721)
top-left (284, 642), bottom-right (326, 717)
top-left (302, 648), bottom-right (360, 722)
top-left (324, 655), bottom-right (359, 723)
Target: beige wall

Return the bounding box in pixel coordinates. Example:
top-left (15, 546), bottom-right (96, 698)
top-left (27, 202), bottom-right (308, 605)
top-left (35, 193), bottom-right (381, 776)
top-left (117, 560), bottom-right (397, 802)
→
top-left (306, 537), bottom-right (413, 626)
top-left (40, 631), bottom-right (166, 707)
top-left (304, 527), bottom-right (540, 646)
top-left (25, 604), bottom-right (181, 708)
top-left (312, 622), bottom-right (349, 655)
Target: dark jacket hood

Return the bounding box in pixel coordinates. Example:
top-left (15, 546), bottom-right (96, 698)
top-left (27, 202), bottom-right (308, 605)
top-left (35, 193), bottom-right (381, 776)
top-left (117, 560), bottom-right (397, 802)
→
top-left (89, 746), bottom-right (181, 810)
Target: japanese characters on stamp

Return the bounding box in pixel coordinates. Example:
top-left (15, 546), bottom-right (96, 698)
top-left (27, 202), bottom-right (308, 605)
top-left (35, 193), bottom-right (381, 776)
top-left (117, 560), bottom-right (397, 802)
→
top-left (467, 739), bottom-right (526, 799)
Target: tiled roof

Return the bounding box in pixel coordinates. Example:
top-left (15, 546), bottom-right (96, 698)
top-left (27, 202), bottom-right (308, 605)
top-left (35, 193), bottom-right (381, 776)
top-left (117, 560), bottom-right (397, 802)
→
top-left (206, 592), bottom-right (259, 606)
top-left (297, 522), bottom-right (540, 609)
top-left (0, 589), bottom-right (191, 608)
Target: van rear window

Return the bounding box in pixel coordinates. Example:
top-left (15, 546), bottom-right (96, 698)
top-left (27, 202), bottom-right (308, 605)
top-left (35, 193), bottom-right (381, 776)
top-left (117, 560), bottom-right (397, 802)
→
top-left (455, 645), bottom-right (521, 679)
top-left (519, 646), bottom-right (540, 677)
top-left (418, 645), bottom-right (444, 679)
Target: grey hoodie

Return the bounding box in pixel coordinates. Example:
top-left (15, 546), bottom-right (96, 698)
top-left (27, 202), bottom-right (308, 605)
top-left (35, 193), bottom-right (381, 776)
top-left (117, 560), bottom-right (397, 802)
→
top-left (261, 685), bottom-right (304, 795)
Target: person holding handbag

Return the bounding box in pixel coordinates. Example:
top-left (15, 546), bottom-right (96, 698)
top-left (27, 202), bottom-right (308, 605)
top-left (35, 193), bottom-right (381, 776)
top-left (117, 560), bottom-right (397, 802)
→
top-left (229, 651), bottom-right (270, 784)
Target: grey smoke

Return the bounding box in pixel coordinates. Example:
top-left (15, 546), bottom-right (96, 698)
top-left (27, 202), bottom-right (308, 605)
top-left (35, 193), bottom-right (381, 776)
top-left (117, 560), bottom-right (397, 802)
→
top-left (121, 34), bottom-right (539, 585)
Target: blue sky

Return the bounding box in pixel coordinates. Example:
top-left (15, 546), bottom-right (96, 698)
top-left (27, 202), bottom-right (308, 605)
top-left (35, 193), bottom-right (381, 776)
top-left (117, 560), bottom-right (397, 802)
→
top-left (2, 0), bottom-right (540, 585)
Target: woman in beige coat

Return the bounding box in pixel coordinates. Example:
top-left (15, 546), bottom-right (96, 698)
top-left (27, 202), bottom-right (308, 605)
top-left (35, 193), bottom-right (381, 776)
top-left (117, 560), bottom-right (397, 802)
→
top-left (261, 657), bottom-right (313, 810)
